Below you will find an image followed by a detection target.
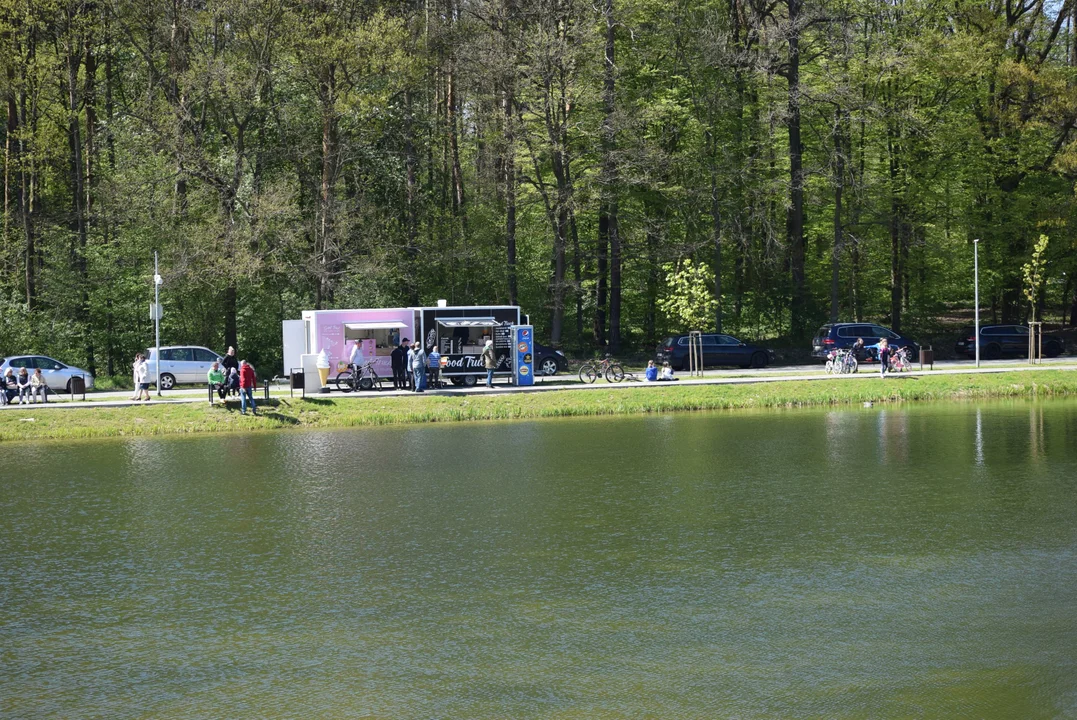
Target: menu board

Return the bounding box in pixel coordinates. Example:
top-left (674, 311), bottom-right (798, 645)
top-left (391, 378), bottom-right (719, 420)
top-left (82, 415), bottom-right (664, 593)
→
top-left (494, 324), bottom-right (513, 349)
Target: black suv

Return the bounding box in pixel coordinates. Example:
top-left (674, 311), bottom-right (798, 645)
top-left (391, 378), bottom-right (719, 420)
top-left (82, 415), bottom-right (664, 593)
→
top-left (657, 334), bottom-right (772, 370)
top-left (812, 323), bottom-right (919, 361)
top-left (955, 325), bottom-right (1065, 359)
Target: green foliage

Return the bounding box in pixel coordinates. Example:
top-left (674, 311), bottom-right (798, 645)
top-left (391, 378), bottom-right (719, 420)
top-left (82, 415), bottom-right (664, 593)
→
top-left (657, 259), bottom-right (717, 333)
top-left (1022, 234), bottom-right (1050, 321)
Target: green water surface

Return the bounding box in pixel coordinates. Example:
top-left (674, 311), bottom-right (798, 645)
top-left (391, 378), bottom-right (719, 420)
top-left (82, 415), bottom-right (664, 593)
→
top-left (2, 400), bottom-right (1076, 718)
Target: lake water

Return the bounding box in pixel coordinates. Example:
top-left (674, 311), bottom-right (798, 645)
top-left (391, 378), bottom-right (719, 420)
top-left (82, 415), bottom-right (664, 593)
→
top-left (2, 400), bottom-right (1076, 719)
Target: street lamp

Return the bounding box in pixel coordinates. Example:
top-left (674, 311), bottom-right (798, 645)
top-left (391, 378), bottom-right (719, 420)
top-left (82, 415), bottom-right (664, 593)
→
top-left (153, 252), bottom-right (163, 395)
top-left (973, 238), bottom-right (980, 368)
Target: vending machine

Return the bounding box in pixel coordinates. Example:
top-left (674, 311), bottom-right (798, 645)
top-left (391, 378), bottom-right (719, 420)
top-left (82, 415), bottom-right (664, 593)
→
top-left (511, 325), bottom-right (534, 386)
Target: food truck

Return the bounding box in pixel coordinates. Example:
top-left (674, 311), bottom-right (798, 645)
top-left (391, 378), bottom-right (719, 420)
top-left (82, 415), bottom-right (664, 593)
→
top-left (283, 303), bottom-right (529, 387)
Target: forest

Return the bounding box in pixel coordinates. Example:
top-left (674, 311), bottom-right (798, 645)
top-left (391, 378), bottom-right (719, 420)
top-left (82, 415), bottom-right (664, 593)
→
top-left (2, 0), bottom-right (1077, 378)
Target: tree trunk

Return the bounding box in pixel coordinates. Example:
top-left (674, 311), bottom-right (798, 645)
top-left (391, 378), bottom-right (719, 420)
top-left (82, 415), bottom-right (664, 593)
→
top-left (830, 108), bottom-right (844, 324)
top-left (502, 85), bottom-right (518, 305)
top-left (602, 0), bottom-right (621, 353)
top-left (710, 159), bottom-right (723, 334)
top-left (887, 114), bottom-right (903, 332)
top-left (317, 61), bottom-right (338, 308)
top-left (66, 21), bottom-right (94, 375)
top-left (786, 0), bottom-right (806, 339)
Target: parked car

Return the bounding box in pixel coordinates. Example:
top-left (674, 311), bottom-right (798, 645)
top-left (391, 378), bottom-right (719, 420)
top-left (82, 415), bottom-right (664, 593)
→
top-left (143, 346), bottom-right (223, 389)
top-left (812, 323), bottom-right (919, 362)
top-left (533, 342), bottom-right (568, 376)
top-left (955, 325), bottom-right (1065, 359)
top-left (0, 355), bottom-right (95, 392)
top-left (657, 334), bottom-right (772, 370)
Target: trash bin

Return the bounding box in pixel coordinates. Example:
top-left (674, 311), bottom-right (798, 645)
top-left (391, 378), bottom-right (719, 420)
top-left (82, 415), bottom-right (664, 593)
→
top-left (290, 369), bottom-right (305, 398)
top-left (69, 375), bottom-right (86, 401)
top-left (920, 346), bottom-right (934, 370)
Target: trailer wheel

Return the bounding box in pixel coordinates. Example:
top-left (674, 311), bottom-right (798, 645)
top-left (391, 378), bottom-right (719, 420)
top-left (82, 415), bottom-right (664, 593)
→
top-left (462, 375), bottom-right (478, 387)
top-left (450, 377), bottom-right (464, 386)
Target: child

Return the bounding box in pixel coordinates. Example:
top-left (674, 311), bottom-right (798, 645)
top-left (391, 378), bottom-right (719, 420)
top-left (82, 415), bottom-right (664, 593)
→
top-left (16, 367), bottom-right (31, 404)
top-left (660, 362), bottom-right (677, 381)
top-left (877, 338), bottom-right (890, 377)
top-left (30, 367), bottom-right (47, 403)
top-left (644, 360), bottom-right (658, 382)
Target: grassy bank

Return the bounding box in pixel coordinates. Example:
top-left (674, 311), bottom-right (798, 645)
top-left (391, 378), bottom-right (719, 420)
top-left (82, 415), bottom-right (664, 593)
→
top-left (1, 369), bottom-right (1074, 443)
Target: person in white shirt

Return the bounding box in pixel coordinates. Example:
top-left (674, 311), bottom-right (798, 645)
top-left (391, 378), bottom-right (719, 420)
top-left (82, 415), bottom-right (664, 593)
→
top-left (348, 340), bottom-right (365, 372)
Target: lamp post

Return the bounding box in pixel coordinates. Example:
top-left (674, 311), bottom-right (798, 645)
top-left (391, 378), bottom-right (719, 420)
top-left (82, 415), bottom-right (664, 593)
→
top-left (973, 238), bottom-right (980, 368)
top-left (154, 252), bottom-right (163, 395)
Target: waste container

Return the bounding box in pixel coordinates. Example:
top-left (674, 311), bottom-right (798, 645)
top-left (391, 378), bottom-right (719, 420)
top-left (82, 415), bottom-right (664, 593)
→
top-left (69, 375), bottom-right (86, 401)
top-left (920, 346), bottom-right (934, 370)
top-left (290, 369), bottom-right (305, 398)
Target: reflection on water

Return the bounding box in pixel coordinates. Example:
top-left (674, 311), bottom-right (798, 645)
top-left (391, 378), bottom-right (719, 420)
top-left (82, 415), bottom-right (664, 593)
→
top-left (1, 399), bottom-right (1076, 719)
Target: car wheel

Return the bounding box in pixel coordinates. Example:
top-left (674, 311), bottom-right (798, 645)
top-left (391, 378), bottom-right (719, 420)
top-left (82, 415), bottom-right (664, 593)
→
top-left (159, 373), bottom-right (176, 390)
top-left (1044, 341), bottom-right (1063, 358)
top-left (750, 352), bottom-right (768, 369)
top-left (984, 343), bottom-right (1002, 360)
top-left (539, 357), bottom-right (560, 376)
top-left (462, 375), bottom-right (478, 387)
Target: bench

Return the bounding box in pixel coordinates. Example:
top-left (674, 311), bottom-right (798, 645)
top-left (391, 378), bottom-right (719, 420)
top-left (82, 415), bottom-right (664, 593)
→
top-left (208, 378), bottom-right (270, 404)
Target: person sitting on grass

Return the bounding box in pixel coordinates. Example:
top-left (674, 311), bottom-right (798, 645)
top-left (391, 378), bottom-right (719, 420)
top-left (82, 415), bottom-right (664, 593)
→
top-left (16, 367), bottom-right (31, 404)
top-left (659, 362), bottom-right (678, 381)
top-left (644, 360), bottom-right (658, 382)
top-left (208, 361), bottom-right (226, 400)
top-left (30, 367), bottom-right (47, 403)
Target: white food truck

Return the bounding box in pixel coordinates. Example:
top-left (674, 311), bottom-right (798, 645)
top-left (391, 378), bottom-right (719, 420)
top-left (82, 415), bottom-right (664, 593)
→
top-left (283, 303), bottom-right (532, 388)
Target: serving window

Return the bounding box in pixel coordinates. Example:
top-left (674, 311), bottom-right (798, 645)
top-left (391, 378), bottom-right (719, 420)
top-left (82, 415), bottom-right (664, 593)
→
top-left (343, 322), bottom-right (408, 351)
top-left (436, 318), bottom-right (499, 355)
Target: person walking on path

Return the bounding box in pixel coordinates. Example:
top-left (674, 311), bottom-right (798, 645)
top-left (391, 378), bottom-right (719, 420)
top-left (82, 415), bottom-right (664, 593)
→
top-left (16, 367), bottom-right (31, 404)
top-left (411, 344), bottom-right (426, 393)
top-left (391, 338), bottom-right (408, 390)
top-left (208, 361), bottom-right (226, 400)
top-left (30, 367), bottom-right (47, 403)
top-left (481, 339), bottom-right (496, 388)
top-left (239, 359), bottom-right (258, 415)
top-left (133, 354), bottom-right (152, 401)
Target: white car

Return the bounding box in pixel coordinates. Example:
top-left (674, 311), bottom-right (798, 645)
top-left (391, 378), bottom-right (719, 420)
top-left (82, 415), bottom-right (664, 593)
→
top-left (143, 346), bottom-right (224, 390)
top-left (1, 355), bottom-right (95, 392)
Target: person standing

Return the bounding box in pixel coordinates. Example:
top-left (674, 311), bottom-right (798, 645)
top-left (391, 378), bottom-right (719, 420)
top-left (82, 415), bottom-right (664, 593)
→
top-left (239, 359), bottom-right (258, 415)
top-left (877, 338), bottom-right (890, 378)
top-left (348, 339), bottom-right (365, 374)
top-left (411, 344), bottom-right (426, 393)
top-left (391, 338), bottom-right (408, 390)
top-left (480, 339), bottom-right (496, 388)
top-left (221, 346), bottom-right (239, 379)
top-left (133, 354), bottom-right (152, 401)
top-left (427, 345), bottom-right (441, 389)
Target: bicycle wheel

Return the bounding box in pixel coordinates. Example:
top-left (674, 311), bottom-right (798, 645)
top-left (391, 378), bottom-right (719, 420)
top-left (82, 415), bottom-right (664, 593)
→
top-left (848, 358), bottom-right (858, 374)
top-left (334, 370), bottom-right (355, 393)
top-left (824, 360), bottom-right (834, 374)
top-left (580, 365), bottom-right (598, 384)
top-left (606, 364), bottom-right (625, 383)
top-left (358, 375), bottom-right (374, 391)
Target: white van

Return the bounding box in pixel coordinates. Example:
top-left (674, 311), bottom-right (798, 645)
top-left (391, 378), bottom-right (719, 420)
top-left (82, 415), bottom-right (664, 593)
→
top-left (143, 346), bottom-right (223, 389)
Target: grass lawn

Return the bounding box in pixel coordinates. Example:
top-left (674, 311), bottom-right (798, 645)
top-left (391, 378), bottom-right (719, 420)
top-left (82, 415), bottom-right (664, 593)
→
top-left (0, 368), bottom-right (1074, 443)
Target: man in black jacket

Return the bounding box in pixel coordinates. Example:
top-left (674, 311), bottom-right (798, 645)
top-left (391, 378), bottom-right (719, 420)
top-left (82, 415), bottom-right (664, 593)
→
top-left (221, 346), bottom-right (240, 396)
top-left (391, 338), bottom-right (409, 390)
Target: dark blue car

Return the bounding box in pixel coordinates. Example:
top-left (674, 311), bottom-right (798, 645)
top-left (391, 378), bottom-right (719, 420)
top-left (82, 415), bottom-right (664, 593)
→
top-left (812, 323), bottom-right (919, 362)
top-left (657, 334), bottom-right (772, 370)
top-left (955, 325), bottom-right (1064, 359)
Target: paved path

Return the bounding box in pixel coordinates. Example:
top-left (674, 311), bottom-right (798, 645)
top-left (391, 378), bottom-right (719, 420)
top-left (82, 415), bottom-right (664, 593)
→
top-left (3, 359), bottom-right (1073, 412)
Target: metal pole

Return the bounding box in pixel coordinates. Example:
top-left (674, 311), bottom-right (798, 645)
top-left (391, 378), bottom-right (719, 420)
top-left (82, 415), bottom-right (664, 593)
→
top-left (973, 238), bottom-right (980, 368)
top-left (154, 252), bottom-right (161, 395)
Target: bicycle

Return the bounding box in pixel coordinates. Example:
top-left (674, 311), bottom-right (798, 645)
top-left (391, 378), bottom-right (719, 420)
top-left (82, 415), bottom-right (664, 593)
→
top-left (334, 361), bottom-right (384, 392)
top-left (579, 354), bottom-right (626, 383)
top-left (824, 348), bottom-right (858, 375)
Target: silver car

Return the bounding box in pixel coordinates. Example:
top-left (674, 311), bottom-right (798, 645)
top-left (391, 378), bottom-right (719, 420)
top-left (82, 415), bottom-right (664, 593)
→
top-left (143, 346), bottom-right (224, 389)
top-left (0, 355), bottom-right (96, 392)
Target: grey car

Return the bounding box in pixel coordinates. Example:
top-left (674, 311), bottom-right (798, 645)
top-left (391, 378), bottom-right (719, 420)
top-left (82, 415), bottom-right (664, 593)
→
top-left (1, 355), bottom-right (95, 392)
top-left (142, 346), bottom-right (224, 389)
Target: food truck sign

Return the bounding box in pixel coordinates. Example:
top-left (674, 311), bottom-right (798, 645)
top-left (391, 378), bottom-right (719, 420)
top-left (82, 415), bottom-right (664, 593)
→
top-left (512, 325), bottom-right (534, 386)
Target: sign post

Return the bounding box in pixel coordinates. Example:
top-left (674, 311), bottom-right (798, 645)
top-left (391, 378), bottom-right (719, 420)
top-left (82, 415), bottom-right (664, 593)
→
top-left (153, 252), bottom-right (163, 395)
top-left (511, 325), bottom-right (534, 386)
